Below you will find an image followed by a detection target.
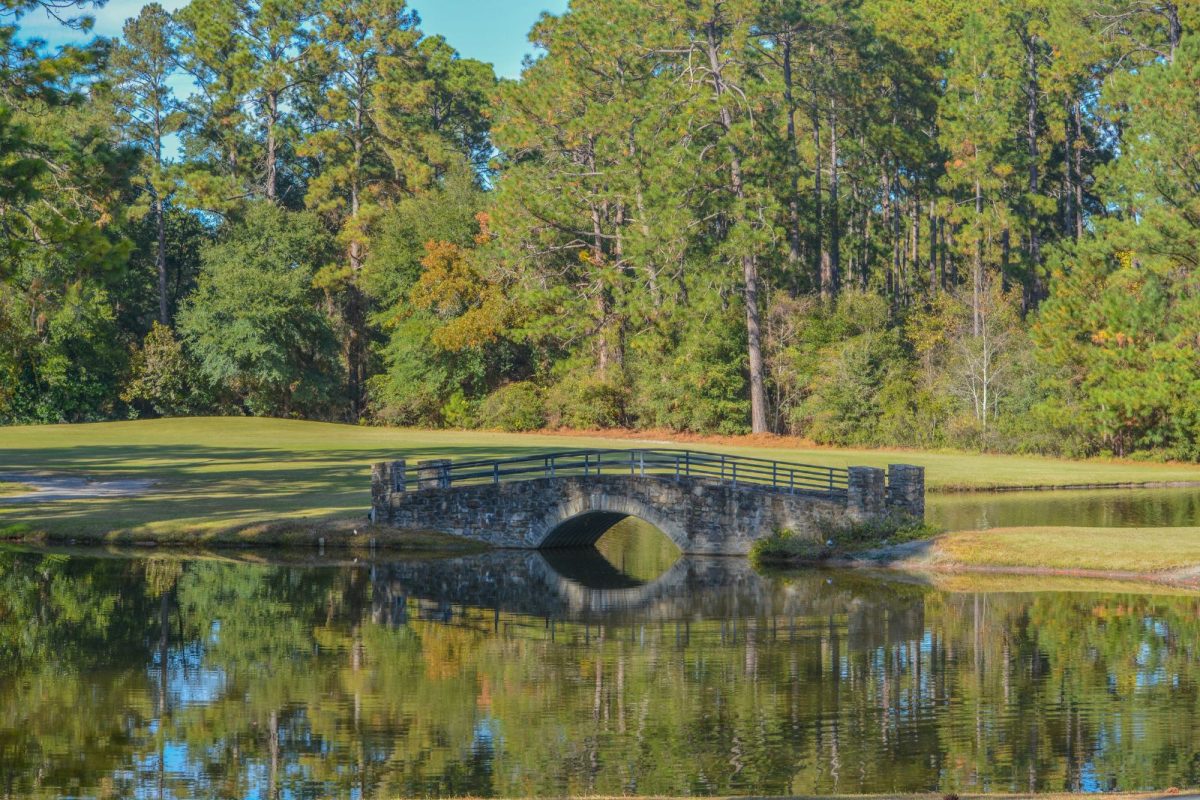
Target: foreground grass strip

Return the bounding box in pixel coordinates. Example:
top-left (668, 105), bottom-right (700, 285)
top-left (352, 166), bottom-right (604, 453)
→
top-left (5, 417), bottom-right (1200, 542)
top-left (894, 526), bottom-right (1200, 574)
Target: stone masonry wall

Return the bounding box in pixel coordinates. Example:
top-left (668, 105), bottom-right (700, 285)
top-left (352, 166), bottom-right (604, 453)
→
top-left (371, 460), bottom-right (925, 555)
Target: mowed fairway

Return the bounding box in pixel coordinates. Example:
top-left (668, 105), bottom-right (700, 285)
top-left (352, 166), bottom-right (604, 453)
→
top-left (5, 417), bottom-right (1200, 542)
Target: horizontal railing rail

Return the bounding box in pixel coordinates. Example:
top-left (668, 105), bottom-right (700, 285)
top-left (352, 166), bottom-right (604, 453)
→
top-left (399, 448), bottom-right (849, 497)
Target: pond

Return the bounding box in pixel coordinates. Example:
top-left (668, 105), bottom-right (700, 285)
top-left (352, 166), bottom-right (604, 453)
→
top-left (928, 485), bottom-right (1200, 531)
top-left (3, 526), bottom-right (1200, 798)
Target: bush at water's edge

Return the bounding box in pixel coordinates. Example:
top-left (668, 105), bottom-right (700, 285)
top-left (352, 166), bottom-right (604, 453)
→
top-left (751, 514), bottom-right (941, 566)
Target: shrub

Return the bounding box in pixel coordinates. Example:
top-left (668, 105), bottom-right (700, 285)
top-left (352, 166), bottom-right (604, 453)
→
top-left (749, 514), bottom-right (940, 566)
top-left (477, 381), bottom-right (545, 431)
top-left (628, 307), bottom-right (750, 434)
top-left (440, 390), bottom-right (476, 429)
top-left (545, 375), bottom-right (628, 429)
top-left (121, 322), bottom-right (214, 417)
top-left (795, 329), bottom-right (911, 445)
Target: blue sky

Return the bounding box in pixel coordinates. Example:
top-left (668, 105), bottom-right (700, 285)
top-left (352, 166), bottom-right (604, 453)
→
top-left (19, 0), bottom-right (569, 79)
top-left (417, 0), bottom-right (567, 78)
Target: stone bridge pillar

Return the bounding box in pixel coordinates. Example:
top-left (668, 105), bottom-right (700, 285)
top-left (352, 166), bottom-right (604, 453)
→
top-left (371, 460), bottom-right (406, 522)
top-left (846, 466), bottom-right (886, 521)
top-left (887, 464), bottom-right (925, 518)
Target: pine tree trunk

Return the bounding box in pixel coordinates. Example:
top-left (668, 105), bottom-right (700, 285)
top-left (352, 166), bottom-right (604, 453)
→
top-left (1001, 227), bottom-right (1011, 295)
top-left (1166, 2), bottom-right (1181, 63)
top-left (627, 130), bottom-right (663, 308)
top-left (1024, 30), bottom-right (1042, 304)
top-left (1064, 98), bottom-right (1076, 239)
top-left (973, 178), bottom-right (983, 336)
top-left (151, 107), bottom-right (169, 326)
top-left (910, 194), bottom-right (919, 300)
top-left (346, 95), bottom-right (367, 421)
top-left (824, 100), bottom-right (840, 300)
top-left (156, 191), bottom-right (168, 325)
top-left (743, 251), bottom-right (768, 434)
top-left (781, 37), bottom-right (802, 266)
top-left (812, 105), bottom-right (824, 295)
top-left (928, 200), bottom-right (938, 293)
top-left (1074, 102), bottom-right (1085, 240)
top-left (705, 26), bottom-right (768, 433)
top-left (590, 191), bottom-right (617, 378)
top-left (266, 90), bottom-right (278, 202)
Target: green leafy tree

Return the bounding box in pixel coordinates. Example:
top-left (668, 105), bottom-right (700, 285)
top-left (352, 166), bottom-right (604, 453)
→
top-left (1035, 33), bottom-right (1200, 458)
top-left (121, 321), bottom-right (214, 416)
top-left (177, 202), bottom-right (342, 416)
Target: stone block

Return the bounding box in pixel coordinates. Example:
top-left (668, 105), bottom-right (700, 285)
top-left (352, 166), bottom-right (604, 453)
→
top-left (847, 466), bottom-right (886, 520)
top-left (887, 464), bottom-right (925, 519)
top-left (417, 459), bottom-right (451, 490)
top-left (371, 460), bottom-right (406, 520)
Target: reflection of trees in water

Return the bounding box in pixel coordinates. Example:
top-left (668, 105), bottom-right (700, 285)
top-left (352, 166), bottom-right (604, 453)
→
top-left (930, 487), bottom-right (1200, 531)
top-left (1, 549), bottom-right (1200, 797)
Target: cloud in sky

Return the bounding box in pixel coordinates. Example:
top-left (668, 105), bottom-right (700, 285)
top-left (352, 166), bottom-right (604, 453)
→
top-left (17, 0), bottom-right (567, 80)
top-left (19, 0), bottom-right (188, 42)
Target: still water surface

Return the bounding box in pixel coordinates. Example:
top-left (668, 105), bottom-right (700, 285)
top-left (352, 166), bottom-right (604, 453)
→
top-left (3, 520), bottom-right (1200, 798)
top-left (928, 485), bottom-right (1200, 531)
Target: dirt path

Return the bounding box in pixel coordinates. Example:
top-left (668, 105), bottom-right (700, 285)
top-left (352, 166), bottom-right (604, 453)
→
top-left (0, 473), bottom-right (155, 503)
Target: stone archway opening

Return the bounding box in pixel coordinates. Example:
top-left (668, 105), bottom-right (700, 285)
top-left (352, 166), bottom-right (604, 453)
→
top-left (538, 510), bottom-right (630, 549)
top-left (538, 514), bottom-right (682, 588)
top-left (594, 517), bottom-right (681, 582)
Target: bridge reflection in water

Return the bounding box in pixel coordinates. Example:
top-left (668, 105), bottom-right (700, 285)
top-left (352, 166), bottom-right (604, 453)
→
top-left (5, 543), bottom-right (1196, 797)
top-left (370, 519), bottom-right (924, 644)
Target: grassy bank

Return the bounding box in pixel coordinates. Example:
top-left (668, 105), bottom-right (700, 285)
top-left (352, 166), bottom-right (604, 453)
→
top-left (868, 526), bottom-right (1200, 583)
top-left (5, 416), bottom-right (1200, 543)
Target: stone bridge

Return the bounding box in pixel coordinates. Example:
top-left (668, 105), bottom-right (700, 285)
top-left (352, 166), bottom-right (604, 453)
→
top-left (370, 448), bottom-right (924, 555)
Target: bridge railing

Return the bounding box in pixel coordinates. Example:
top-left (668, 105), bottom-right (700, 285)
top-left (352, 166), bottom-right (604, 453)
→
top-left (400, 448), bottom-right (849, 497)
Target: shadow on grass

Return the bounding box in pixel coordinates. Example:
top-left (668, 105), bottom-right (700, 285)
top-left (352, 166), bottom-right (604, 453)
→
top-left (0, 442), bottom-right (602, 475)
top-left (0, 442), bottom-right (639, 539)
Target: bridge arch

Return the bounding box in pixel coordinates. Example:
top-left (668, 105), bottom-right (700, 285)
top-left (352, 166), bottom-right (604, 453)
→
top-left (371, 451), bottom-right (925, 555)
top-left (534, 493), bottom-right (690, 551)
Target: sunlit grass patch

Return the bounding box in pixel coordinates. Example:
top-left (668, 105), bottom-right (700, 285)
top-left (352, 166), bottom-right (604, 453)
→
top-left (914, 526), bottom-right (1200, 574)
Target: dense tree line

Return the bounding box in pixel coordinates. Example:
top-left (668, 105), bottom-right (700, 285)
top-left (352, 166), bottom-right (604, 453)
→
top-left (1, 0), bottom-right (1198, 458)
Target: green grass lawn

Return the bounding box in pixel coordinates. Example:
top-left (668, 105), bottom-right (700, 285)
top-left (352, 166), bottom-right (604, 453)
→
top-left (4, 416), bottom-right (1200, 543)
top-left (885, 526), bottom-right (1200, 575)
top-left (0, 481), bottom-right (34, 497)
